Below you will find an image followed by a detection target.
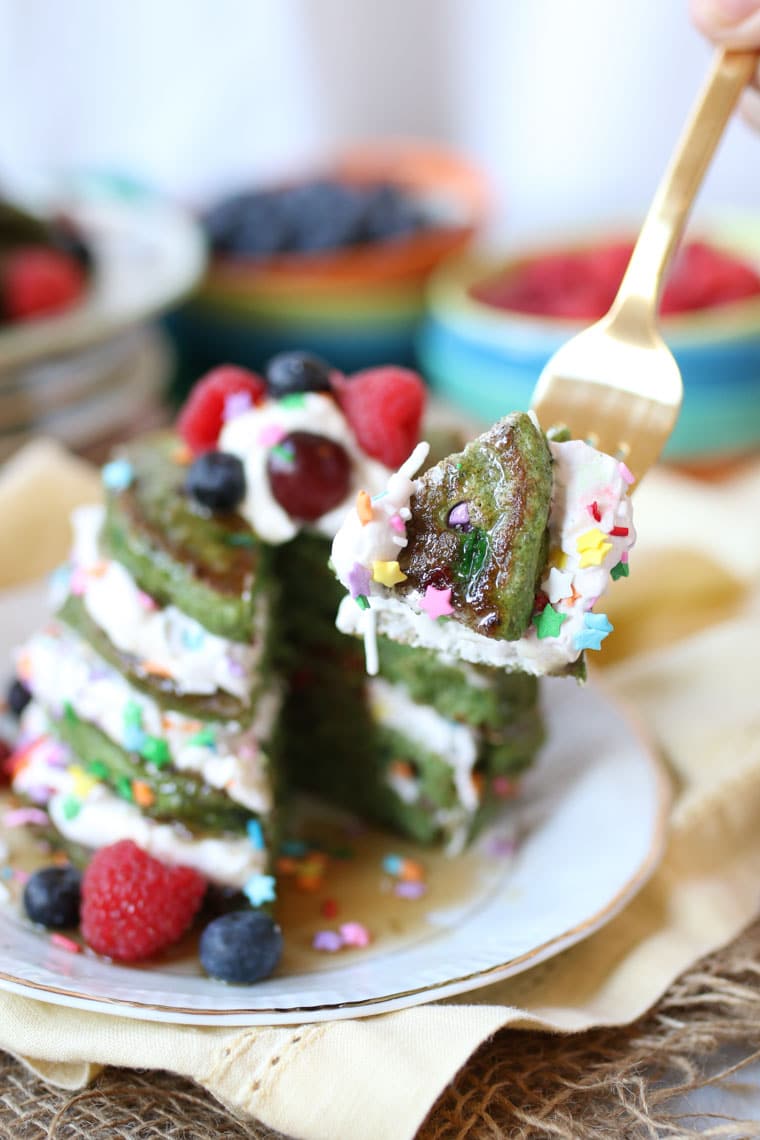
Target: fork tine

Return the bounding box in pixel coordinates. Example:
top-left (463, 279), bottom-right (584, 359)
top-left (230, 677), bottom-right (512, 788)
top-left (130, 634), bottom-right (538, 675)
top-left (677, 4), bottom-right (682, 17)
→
top-left (532, 377), bottom-right (680, 480)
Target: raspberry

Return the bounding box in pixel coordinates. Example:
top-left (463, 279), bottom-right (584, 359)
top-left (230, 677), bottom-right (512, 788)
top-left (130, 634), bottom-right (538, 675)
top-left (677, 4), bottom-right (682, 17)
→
top-left (2, 247), bottom-right (86, 322)
top-left (333, 366), bottom-right (426, 469)
top-left (177, 365), bottom-right (267, 455)
top-left (81, 840), bottom-right (206, 962)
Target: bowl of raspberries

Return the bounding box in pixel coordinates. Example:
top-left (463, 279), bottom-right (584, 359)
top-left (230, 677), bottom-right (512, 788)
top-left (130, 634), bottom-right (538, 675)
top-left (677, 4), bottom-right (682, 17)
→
top-left (172, 141), bottom-right (487, 380)
top-left (419, 216), bottom-right (760, 463)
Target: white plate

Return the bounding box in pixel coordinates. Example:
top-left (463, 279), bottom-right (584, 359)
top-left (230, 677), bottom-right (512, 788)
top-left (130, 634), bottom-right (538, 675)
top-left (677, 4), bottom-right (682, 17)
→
top-left (0, 583), bottom-right (669, 1025)
top-left (0, 177), bottom-right (205, 371)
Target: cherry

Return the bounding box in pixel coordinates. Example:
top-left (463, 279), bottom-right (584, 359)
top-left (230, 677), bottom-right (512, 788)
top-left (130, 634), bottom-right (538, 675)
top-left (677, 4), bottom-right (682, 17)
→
top-left (267, 431), bottom-right (351, 521)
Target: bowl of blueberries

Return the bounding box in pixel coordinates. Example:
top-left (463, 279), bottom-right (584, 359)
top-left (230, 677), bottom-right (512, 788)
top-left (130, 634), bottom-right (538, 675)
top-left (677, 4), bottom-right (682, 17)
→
top-left (418, 214), bottom-right (760, 463)
top-left (172, 142), bottom-right (487, 381)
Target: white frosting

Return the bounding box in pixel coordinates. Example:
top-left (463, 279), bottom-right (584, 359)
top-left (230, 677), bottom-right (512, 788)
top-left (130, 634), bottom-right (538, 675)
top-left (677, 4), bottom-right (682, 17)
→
top-left (219, 391), bottom-right (391, 543)
top-left (367, 677), bottom-right (480, 812)
top-left (15, 623), bottom-right (278, 814)
top-left (67, 506), bottom-right (264, 699)
top-left (332, 435), bottom-right (636, 676)
top-left (11, 725), bottom-right (267, 887)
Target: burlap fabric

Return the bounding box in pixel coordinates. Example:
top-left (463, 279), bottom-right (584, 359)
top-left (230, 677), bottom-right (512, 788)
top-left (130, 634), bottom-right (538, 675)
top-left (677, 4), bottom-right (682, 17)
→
top-left (3, 918), bottom-right (760, 1139)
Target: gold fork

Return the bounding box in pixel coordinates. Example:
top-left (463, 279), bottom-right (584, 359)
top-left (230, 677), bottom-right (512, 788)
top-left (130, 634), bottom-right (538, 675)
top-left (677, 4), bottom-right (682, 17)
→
top-left (530, 48), bottom-right (757, 484)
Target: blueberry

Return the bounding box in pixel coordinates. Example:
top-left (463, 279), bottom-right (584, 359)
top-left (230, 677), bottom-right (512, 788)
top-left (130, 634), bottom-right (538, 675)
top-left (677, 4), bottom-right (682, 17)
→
top-left (203, 190), bottom-right (292, 258)
top-left (286, 182), bottom-right (368, 253)
top-left (7, 678), bottom-right (31, 718)
top-left (50, 215), bottom-right (93, 273)
top-left (186, 451), bottom-right (247, 512)
top-left (199, 909), bottom-right (283, 983)
top-left (363, 184), bottom-right (427, 243)
top-left (265, 351), bottom-right (333, 398)
top-left (23, 865), bottom-right (82, 929)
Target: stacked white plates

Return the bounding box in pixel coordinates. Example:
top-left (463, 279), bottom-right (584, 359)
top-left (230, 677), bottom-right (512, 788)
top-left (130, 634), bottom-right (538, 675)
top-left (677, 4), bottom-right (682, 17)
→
top-left (0, 182), bottom-right (205, 460)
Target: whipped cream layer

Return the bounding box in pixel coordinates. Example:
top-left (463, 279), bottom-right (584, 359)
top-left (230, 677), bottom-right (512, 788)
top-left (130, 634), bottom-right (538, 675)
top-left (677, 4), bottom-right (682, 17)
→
top-left (63, 506), bottom-right (264, 699)
top-left (11, 729), bottom-right (266, 887)
top-left (333, 437), bottom-right (635, 676)
top-left (15, 623), bottom-right (278, 814)
top-left (367, 677), bottom-right (480, 813)
top-left (220, 391), bottom-right (391, 544)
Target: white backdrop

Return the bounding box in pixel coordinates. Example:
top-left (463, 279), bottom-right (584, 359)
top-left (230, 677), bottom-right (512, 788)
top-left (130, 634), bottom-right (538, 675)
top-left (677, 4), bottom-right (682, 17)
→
top-left (0, 0), bottom-right (758, 241)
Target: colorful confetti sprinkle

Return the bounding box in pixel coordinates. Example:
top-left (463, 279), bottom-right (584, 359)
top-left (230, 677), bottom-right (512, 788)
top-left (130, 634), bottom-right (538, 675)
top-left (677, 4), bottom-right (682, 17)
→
top-left (101, 458), bottom-right (134, 492)
top-left (339, 922), bottom-right (371, 948)
top-left (543, 567), bottom-right (573, 605)
top-left (576, 528), bottom-right (613, 568)
top-left (534, 604), bottom-right (567, 640)
top-left (243, 873), bottom-right (277, 907)
top-left (347, 562), bottom-right (372, 599)
top-left (356, 490), bottom-right (373, 525)
top-left (371, 560), bottom-right (407, 587)
top-left (419, 585), bottom-right (454, 619)
top-left (312, 930), bottom-right (343, 952)
top-left (50, 933), bottom-right (81, 954)
top-left (247, 819), bottom-right (265, 850)
top-left (394, 880), bottom-right (427, 900)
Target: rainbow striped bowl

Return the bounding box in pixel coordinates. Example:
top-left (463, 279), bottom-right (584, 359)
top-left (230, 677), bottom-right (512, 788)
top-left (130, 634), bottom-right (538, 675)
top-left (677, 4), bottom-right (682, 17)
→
top-left (173, 143), bottom-right (487, 379)
top-left (418, 215), bottom-right (760, 462)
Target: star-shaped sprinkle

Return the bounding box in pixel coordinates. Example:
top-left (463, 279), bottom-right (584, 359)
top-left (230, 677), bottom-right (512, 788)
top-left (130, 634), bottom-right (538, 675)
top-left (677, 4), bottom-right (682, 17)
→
top-left (382, 853), bottom-right (404, 876)
top-left (372, 560), bottom-right (407, 587)
top-left (395, 881), bottom-right (427, 899)
top-left (576, 528), bottom-right (613, 568)
top-left (243, 873), bottom-right (277, 907)
top-left (223, 390), bottom-right (252, 422)
top-left (533, 604), bottom-right (567, 639)
top-left (346, 558), bottom-right (369, 597)
top-left (585, 612), bottom-right (613, 633)
top-left (188, 727), bottom-right (216, 749)
top-left (339, 922), bottom-right (371, 948)
top-left (618, 461), bottom-right (635, 485)
top-left (610, 560), bottom-right (629, 580)
top-left (312, 930), bottom-right (343, 952)
top-left (61, 796), bottom-right (81, 821)
top-left (123, 724), bottom-right (146, 752)
top-left (574, 611), bottom-right (614, 651)
top-left (543, 567), bottom-right (573, 604)
top-left (548, 547), bottom-right (568, 570)
top-left (140, 736), bottom-right (171, 769)
top-left (356, 491), bottom-right (373, 525)
top-left (102, 458), bottom-right (133, 492)
top-left (389, 513), bottom-right (406, 534)
top-left (181, 626), bottom-right (206, 650)
top-left (419, 585), bottom-right (454, 619)
top-left (279, 392), bottom-right (306, 409)
top-left (68, 766), bottom-right (98, 799)
top-left (123, 700), bottom-right (143, 728)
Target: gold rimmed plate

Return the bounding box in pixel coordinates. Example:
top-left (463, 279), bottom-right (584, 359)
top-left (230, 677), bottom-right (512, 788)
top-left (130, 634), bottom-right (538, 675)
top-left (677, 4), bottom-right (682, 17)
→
top-left (0, 582), bottom-right (670, 1025)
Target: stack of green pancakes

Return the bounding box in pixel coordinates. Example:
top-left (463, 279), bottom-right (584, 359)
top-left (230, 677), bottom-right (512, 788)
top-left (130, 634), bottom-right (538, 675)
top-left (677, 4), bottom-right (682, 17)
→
top-left (11, 427), bottom-right (546, 886)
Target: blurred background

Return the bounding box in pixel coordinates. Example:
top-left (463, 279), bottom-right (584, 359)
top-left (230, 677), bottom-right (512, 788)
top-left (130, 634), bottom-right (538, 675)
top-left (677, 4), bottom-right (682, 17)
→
top-left (1, 0), bottom-right (759, 464)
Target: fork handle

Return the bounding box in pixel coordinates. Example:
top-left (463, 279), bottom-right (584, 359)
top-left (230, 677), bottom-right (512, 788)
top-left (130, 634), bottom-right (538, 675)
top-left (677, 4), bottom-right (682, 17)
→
top-left (611, 48), bottom-right (757, 322)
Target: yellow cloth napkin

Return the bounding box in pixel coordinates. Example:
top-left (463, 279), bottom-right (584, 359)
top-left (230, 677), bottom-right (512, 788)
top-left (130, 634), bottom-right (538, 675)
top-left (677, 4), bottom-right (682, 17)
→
top-left (2, 442), bottom-right (760, 1140)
